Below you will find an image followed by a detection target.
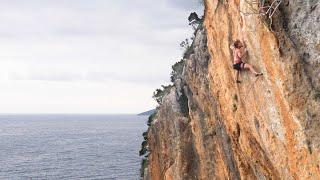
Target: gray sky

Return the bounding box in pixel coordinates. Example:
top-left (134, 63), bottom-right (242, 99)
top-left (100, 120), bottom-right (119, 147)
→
top-left (0, 0), bottom-right (203, 114)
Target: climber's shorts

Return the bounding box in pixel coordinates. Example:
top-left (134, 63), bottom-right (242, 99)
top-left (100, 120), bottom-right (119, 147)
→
top-left (233, 61), bottom-right (245, 71)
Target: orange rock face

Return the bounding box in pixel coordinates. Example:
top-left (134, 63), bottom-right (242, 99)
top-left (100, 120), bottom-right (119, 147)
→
top-left (144, 0), bottom-right (320, 179)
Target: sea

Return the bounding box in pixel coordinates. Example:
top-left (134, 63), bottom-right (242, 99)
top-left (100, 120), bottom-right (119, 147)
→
top-left (0, 114), bottom-right (148, 180)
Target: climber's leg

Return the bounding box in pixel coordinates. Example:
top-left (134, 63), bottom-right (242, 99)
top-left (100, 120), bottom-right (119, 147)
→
top-left (243, 63), bottom-right (262, 76)
top-left (236, 71), bottom-right (241, 83)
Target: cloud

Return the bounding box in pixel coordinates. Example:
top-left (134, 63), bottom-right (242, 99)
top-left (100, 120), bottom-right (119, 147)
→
top-left (8, 70), bottom-right (169, 86)
top-left (0, 0), bottom-right (203, 113)
top-left (167, 0), bottom-right (203, 10)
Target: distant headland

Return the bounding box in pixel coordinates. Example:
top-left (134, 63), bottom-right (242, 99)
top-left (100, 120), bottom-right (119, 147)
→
top-left (137, 109), bottom-right (156, 116)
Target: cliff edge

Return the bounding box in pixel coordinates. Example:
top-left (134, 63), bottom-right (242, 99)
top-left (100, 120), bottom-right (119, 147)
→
top-left (142, 0), bottom-right (320, 179)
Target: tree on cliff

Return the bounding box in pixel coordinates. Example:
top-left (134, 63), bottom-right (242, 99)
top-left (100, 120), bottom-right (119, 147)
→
top-left (152, 85), bottom-right (173, 105)
top-left (188, 12), bottom-right (204, 30)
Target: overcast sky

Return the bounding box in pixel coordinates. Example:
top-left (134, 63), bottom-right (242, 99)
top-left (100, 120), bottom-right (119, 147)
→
top-left (0, 0), bottom-right (203, 114)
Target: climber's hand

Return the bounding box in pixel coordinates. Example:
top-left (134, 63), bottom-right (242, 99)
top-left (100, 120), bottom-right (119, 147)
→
top-left (242, 41), bottom-right (247, 48)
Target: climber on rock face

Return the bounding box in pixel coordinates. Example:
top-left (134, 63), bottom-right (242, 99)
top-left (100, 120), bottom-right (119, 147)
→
top-left (230, 39), bottom-right (263, 83)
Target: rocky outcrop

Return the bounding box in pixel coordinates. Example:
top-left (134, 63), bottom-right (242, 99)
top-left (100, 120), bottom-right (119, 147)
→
top-left (143, 0), bottom-right (320, 179)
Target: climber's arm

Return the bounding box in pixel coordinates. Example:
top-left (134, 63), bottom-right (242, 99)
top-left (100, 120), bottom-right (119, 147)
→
top-left (239, 48), bottom-right (248, 58)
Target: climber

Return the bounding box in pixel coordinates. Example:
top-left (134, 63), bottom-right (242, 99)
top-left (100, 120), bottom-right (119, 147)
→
top-left (230, 39), bottom-right (263, 83)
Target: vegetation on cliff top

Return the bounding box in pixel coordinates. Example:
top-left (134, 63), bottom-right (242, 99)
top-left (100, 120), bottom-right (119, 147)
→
top-left (139, 111), bottom-right (156, 177)
top-left (170, 59), bottom-right (186, 82)
top-left (152, 85), bottom-right (174, 105)
top-left (139, 11), bottom-right (204, 178)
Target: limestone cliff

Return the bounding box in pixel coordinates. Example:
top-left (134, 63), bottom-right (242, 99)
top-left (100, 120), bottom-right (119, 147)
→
top-left (142, 0), bottom-right (320, 179)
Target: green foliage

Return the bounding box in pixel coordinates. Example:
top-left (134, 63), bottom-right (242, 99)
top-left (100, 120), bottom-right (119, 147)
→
top-left (233, 94), bottom-right (238, 102)
top-left (141, 140), bottom-right (147, 147)
top-left (188, 12), bottom-right (204, 29)
top-left (180, 38), bottom-right (190, 48)
top-left (180, 37), bottom-right (196, 59)
top-left (139, 140), bottom-right (148, 156)
top-left (152, 85), bottom-right (173, 105)
top-left (147, 112), bottom-right (156, 126)
top-left (233, 104), bottom-right (238, 112)
top-left (170, 59), bottom-right (186, 82)
top-left (232, 94), bottom-right (238, 112)
top-left (139, 148), bottom-right (147, 157)
top-left (178, 89), bottom-right (190, 117)
top-left (140, 158), bottom-right (149, 177)
top-left (193, 18), bottom-right (204, 34)
top-left (180, 11), bottom-right (204, 59)
top-left (183, 44), bottom-right (195, 59)
top-left (147, 114), bottom-right (155, 126)
top-left (139, 131), bottom-right (150, 177)
top-left (142, 131), bottom-right (148, 140)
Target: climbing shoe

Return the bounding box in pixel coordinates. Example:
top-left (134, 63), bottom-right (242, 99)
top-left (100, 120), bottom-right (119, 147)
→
top-left (236, 80), bottom-right (241, 84)
top-left (255, 73), bottom-right (263, 77)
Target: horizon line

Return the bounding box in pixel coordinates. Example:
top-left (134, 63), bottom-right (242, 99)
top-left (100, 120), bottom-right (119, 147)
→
top-left (0, 113), bottom-right (149, 116)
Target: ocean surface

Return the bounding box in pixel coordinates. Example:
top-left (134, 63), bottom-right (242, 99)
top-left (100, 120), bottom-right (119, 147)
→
top-left (0, 114), bottom-right (148, 180)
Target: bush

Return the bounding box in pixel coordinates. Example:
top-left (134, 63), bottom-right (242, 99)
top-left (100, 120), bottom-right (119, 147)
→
top-left (142, 131), bottom-right (148, 140)
top-left (188, 12), bottom-right (204, 30)
top-left (233, 104), bottom-right (238, 112)
top-left (139, 148), bottom-right (147, 156)
top-left (152, 85), bottom-right (173, 105)
top-left (140, 158), bottom-right (149, 177)
top-left (181, 11), bottom-right (205, 59)
top-left (139, 132), bottom-right (149, 177)
top-left (147, 112), bottom-right (156, 126)
top-left (170, 59), bottom-right (186, 82)
top-left (178, 89), bottom-right (189, 117)
top-left (139, 140), bottom-right (148, 156)
top-left (139, 139), bottom-right (148, 156)
top-left (233, 94), bottom-right (238, 102)
top-left (183, 44), bottom-right (195, 59)
top-left (141, 140), bottom-right (147, 147)
top-left (180, 38), bottom-right (195, 59)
